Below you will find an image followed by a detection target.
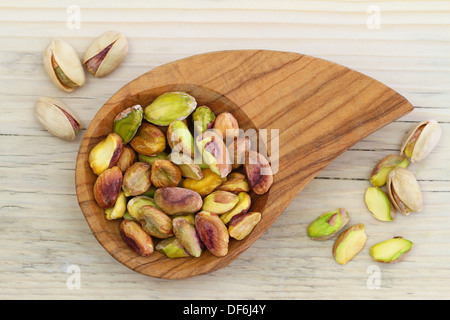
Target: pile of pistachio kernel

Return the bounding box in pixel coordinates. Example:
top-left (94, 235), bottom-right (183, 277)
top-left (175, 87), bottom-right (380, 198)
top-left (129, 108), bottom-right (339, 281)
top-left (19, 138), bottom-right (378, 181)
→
top-left (88, 92), bottom-right (274, 258)
top-left (307, 120), bottom-right (441, 265)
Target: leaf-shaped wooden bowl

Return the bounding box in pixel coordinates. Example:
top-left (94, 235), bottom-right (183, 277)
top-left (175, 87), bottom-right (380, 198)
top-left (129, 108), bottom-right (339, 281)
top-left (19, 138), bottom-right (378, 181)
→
top-left (76, 50), bottom-right (413, 279)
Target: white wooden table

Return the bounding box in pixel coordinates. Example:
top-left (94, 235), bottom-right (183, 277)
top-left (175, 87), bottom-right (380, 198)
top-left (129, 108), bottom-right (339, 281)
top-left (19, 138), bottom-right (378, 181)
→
top-left (1, 0), bottom-right (449, 299)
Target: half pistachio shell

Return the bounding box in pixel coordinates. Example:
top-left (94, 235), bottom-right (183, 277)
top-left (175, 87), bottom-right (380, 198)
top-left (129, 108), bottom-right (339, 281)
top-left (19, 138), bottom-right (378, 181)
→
top-left (386, 167), bottom-right (423, 215)
top-left (43, 39), bottom-right (85, 92)
top-left (83, 30), bottom-right (128, 77)
top-left (35, 97), bottom-right (82, 141)
top-left (400, 120), bottom-right (441, 163)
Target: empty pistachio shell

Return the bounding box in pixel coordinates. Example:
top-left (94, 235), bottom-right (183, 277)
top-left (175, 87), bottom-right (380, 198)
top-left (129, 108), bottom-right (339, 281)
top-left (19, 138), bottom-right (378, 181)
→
top-left (332, 224), bottom-right (367, 265)
top-left (401, 120), bottom-right (441, 163)
top-left (386, 167), bottom-right (422, 215)
top-left (113, 105), bottom-right (143, 144)
top-left (307, 208), bottom-right (350, 240)
top-left (83, 30), bottom-right (128, 77)
top-left (370, 154), bottom-right (409, 187)
top-left (370, 237), bottom-right (413, 263)
top-left (35, 97), bottom-right (82, 141)
top-left (365, 187), bottom-right (395, 222)
top-left (144, 92), bottom-right (197, 126)
top-left (43, 39), bottom-right (85, 92)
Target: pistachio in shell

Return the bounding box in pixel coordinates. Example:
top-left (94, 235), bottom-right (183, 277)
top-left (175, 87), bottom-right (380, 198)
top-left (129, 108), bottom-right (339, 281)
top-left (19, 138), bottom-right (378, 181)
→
top-left (144, 92), bottom-right (197, 126)
top-left (83, 30), bottom-right (128, 77)
top-left (364, 187), bottom-right (395, 222)
top-left (129, 122), bottom-right (166, 157)
top-left (113, 105), bottom-right (143, 144)
top-left (370, 154), bottom-right (409, 187)
top-left (370, 237), bottom-right (413, 263)
top-left (386, 167), bottom-right (423, 215)
top-left (35, 96), bottom-right (82, 141)
top-left (43, 39), bottom-right (85, 92)
top-left (401, 120), bottom-right (441, 163)
top-left (307, 208), bottom-right (350, 240)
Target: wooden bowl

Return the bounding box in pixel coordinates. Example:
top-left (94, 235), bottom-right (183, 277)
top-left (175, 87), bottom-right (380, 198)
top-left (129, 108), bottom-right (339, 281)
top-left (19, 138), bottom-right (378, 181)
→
top-left (76, 50), bottom-right (413, 279)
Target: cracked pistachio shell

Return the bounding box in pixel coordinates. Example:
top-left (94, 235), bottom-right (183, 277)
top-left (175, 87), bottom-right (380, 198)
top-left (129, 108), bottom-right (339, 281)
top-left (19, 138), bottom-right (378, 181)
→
top-left (307, 208), bottom-right (349, 240)
top-left (35, 97), bottom-right (82, 141)
top-left (43, 39), bottom-right (85, 92)
top-left (386, 167), bottom-right (422, 215)
top-left (83, 30), bottom-right (128, 77)
top-left (332, 224), bottom-right (367, 265)
top-left (192, 105), bottom-right (216, 134)
top-left (144, 92), bottom-right (197, 126)
top-left (370, 154), bottom-right (409, 187)
top-left (113, 105), bottom-right (143, 144)
top-left (370, 237), bottom-right (413, 263)
top-left (365, 187), bottom-right (395, 222)
top-left (401, 120), bottom-right (441, 163)
top-left (196, 130), bottom-right (232, 178)
top-left (156, 237), bottom-right (191, 258)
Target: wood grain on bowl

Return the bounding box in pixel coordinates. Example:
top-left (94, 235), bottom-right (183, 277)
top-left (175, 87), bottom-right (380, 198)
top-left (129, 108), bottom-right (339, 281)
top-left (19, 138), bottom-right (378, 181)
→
top-left (75, 50), bottom-right (413, 279)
